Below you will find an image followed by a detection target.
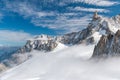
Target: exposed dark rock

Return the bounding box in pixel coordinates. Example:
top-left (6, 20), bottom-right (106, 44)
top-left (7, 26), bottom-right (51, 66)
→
top-left (92, 30), bottom-right (120, 58)
top-left (20, 34), bottom-right (58, 53)
top-left (0, 63), bottom-right (7, 72)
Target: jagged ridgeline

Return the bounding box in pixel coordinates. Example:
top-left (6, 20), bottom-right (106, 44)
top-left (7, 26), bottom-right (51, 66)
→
top-left (16, 12), bottom-right (120, 58)
top-left (0, 12), bottom-right (120, 72)
top-left (16, 12), bottom-right (106, 54)
top-left (92, 13), bottom-right (120, 58)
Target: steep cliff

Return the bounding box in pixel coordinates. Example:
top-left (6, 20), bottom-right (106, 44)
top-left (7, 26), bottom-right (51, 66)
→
top-left (92, 30), bottom-right (120, 58)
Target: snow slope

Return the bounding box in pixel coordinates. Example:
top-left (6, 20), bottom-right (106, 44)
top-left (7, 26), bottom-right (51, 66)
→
top-left (1, 43), bottom-right (120, 80)
top-left (0, 44), bottom-right (95, 80)
top-left (52, 43), bottom-right (68, 52)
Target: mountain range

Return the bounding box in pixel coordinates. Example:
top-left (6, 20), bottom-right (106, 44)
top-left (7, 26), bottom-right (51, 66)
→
top-left (0, 12), bottom-right (120, 79)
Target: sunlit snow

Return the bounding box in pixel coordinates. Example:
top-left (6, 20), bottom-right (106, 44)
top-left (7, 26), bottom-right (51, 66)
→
top-left (1, 43), bottom-right (120, 80)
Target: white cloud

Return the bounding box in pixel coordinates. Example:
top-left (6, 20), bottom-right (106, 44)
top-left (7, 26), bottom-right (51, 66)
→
top-left (18, 4), bottom-right (54, 18)
top-left (2, 0), bottom-right (119, 34)
top-left (0, 44), bottom-right (3, 46)
top-left (0, 30), bottom-right (33, 41)
top-left (73, 0), bottom-right (119, 6)
top-left (4, 2), bottom-right (55, 18)
top-left (31, 15), bottom-right (91, 33)
top-left (69, 7), bottom-right (109, 13)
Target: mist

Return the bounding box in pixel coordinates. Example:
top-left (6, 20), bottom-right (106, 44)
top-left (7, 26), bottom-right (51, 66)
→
top-left (1, 44), bottom-right (120, 80)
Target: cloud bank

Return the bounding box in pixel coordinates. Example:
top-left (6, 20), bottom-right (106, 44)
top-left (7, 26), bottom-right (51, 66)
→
top-left (1, 44), bottom-right (120, 80)
top-left (0, 30), bottom-right (33, 46)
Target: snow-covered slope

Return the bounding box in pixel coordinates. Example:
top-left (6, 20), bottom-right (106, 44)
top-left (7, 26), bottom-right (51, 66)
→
top-left (52, 43), bottom-right (68, 52)
top-left (0, 44), bottom-right (95, 80)
top-left (1, 44), bottom-right (120, 80)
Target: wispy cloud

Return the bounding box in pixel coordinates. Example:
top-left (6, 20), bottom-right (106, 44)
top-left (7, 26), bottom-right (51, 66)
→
top-left (1, 0), bottom-right (119, 34)
top-left (0, 30), bottom-right (32, 41)
top-left (2, 0), bottom-right (92, 33)
top-left (69, 7), bottom-right (109, 13)
top-left (31, 15), bottom-right (92, 33)
top-left (72, 0), bottom-right (119, 6)
top-left (4, 1), bottom-right (55, 18)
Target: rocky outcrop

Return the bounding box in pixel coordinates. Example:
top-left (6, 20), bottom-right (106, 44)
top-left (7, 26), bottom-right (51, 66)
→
top-left (17, 34), bottom-right (58, 53)
top-left (59, 14), bottom-right (120, 45)
top-left (93, 11), bottom-right (99, 20)
top-left (60, 27), bottom-right (95, 44)
top-left (0, 63), bottom-right (7, 72)
top-left (92, 30), bottom-right (120, 58)
top-left (58, 14), bottom-right (101, 45)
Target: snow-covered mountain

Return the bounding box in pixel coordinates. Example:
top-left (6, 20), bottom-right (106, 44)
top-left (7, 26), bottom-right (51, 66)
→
top-left (17, 34), bottom-right (58, 53)
top-left (0, 12), bottom-right (120, 76)
top-left (91, 14), bottom-right (120, 58)
top-left (58, 13), bottom-right (120, 46)
top-left (16, 13), bottom-right (120, 54)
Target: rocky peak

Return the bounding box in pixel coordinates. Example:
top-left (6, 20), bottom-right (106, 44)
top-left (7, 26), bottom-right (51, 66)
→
top-left (17, 34), bottom-right (58, 53)
top-left (92, 30), bottom-right (120, 58)
top-left (93, 11), bottom-right (99, 20)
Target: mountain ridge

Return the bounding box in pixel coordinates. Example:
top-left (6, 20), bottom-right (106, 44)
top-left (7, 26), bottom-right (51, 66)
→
top-left (0, 12), bottom-right (120, 73)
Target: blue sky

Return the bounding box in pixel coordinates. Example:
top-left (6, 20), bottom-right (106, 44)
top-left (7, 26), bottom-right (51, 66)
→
top-left (0, 0), bottom-right (120, 46)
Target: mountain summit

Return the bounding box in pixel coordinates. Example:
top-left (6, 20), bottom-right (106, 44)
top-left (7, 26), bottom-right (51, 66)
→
top-left (92, 14), bottom-right (120, 58)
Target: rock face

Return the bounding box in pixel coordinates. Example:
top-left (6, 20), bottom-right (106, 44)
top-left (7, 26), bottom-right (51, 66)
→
top-left (92, 30), bottom-right (120, 58)
top-left (93, 11), bottom-right (99, 20)
top-left (59, 14), bottom-right (120, 46)
top-left (17, 34), bottom-right (58, 53)
top-left (0, 63), bottom-right (7, 72)
top-left (59, 14), bottom-right (102, 45)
